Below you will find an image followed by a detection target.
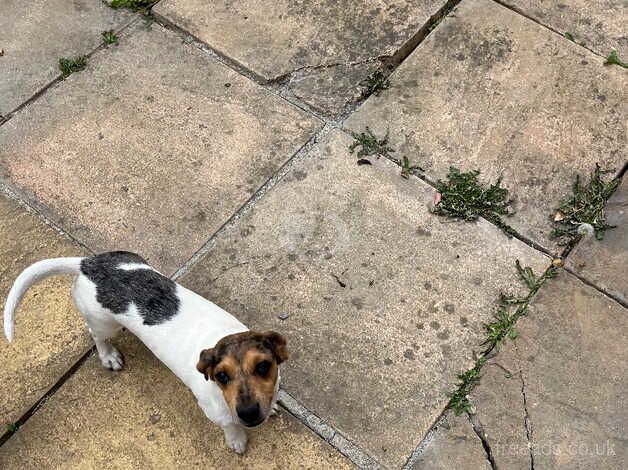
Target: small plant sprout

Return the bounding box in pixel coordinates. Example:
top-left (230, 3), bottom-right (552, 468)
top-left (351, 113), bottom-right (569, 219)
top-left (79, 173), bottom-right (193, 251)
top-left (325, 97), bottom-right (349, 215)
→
top-left (349, 127), bottom-right (394, 160)
top-left (102, 30), bottom-right (119, 46)
top-left (551, 164), bottom-right (620, 246)
top-left (58, 56), bottom-right (88, 79)
top-left (360, 69), bottom-right (390, 97)
top-left (604, 49), bottom-right (628, 68)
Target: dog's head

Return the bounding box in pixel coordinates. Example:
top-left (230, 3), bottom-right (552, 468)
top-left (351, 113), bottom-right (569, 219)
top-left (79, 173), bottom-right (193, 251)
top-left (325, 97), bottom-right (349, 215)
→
top-left (196, 331), bottom-right (288, 427)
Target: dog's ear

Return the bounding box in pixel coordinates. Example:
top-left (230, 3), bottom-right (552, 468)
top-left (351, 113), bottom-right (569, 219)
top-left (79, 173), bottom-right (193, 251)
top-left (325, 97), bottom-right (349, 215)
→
top-left (262, 331), bottom-right (288, 365)
top-left (196, 348), bottom-right (217, 381)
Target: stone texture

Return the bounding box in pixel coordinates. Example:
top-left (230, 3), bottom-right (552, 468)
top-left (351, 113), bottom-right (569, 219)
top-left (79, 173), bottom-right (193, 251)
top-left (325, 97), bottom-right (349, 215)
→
top-left (345, 0), bottom-right (627, 253)
top-left (0, 23), bottom-right (321, 275)
top-left (153, 0), bottom-right (451, 116)
top-left (0, 334), bottom-right (351, 469)
top-left (568, 176), bottom-right (627, 305)
top-left (471, 272), bottom-right (628, 469)
top-left (180, 128), bottom-right (548, 467)
top-left (0, 0), bottom-right (132, 115)
top-left (502, 0), bottom-right (628, 56)
top-left (0, 194), bottom-right (90, 425)
top-left (409, 412), bottom-right (491, 469)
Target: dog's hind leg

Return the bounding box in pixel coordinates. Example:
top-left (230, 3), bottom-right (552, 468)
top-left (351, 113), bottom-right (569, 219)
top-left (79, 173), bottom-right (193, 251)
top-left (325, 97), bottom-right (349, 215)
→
top-left (72, 277), bottom-right (125, 371)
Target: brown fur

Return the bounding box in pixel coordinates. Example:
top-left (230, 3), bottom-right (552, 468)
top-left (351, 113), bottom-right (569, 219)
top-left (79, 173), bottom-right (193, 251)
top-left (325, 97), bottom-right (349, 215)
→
top-left (196, 331), bottom-right (288, 421)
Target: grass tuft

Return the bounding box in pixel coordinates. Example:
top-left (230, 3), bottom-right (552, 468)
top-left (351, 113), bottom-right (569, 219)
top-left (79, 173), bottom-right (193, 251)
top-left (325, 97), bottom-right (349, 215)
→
top-left (108, 0), bottom-right (155, 14)
top-left (360, 69), bottom-right (390, 97)
top-left (102, 30), bottom-right (119, 46)
top-left (432, 167), bottom-right (514, 235)
top-left (551, 164), bottom-right (620, 246)
top-left (349, 127), bottom-right (394, 159)
top-left (59, 56), bottom-right (88, 79)
top-left (604, 49), bottom-right (628, 68)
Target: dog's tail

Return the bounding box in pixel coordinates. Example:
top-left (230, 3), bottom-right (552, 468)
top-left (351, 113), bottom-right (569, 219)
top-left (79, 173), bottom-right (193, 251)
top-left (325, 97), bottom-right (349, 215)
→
top-left (4, 257), bottom-right (84, 342)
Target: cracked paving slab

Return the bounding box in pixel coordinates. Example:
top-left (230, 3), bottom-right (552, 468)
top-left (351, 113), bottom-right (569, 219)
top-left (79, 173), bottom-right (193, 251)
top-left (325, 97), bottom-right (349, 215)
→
top-left (0, 22), bottom-right (321, 275)
top-left (567, 176), bottom-right (627, 305)
top-left (179, 128), bottom-right (548, 467)
top-left (408, 412), bottom-right (492, 469)
top-left (345, 0), bottom-right (627, 254)
top-left (470, 271), bottom-right (628, 469)
top-left (0, 194), bottom-right (90, 425)
top-left (0, 0), bottom-right (133, 115)
top-left (0, 333), bottom-right (352, 469)
top-left (153, 0), bottom-right (455, 116)
top-left (500, 0), bottom-right (628, 56)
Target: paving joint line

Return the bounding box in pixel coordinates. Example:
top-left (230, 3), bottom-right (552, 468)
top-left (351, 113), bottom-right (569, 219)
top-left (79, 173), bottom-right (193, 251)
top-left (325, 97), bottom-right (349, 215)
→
top-left (400, 411), bottom-right (448, 469)
top-left (562, 267), bottom-right (627, 309)
top-left (469, 412), bottom-right (498, 470)
top-left (491, 0), bottom-right (608, 59)
top-left (0, 16), bottom-right (142, 128)
top-left (277, 390), bottom-right (381, 469)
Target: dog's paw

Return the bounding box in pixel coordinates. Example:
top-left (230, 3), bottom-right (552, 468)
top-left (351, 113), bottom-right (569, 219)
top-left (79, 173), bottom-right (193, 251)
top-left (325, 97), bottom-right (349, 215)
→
top-left (224, 427), bottom-right (247, 454)
top-left (99, 347), bottom-right (124, 371)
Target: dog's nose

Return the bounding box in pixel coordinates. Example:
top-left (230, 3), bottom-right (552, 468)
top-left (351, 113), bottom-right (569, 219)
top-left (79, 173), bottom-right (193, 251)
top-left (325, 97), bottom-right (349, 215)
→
top-left (236, 403), bottom-right (262, 426)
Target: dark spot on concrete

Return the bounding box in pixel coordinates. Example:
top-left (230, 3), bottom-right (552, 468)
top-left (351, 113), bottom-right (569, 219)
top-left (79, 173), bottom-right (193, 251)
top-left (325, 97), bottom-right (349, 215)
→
top-left (459, 317), bottom-right (469, 327)
top-left (224, 82), bottom-right (231, 87)
top-left (149, 414), bottom-right (161, 424)
top-left (324, 251), bottom-right (333, 259)
top-left (293, 170), bottom-right (308, 181)
top-left (240, 225), bottom-right (255, 237)
top-left (288, 253), bottom-right (298, 261)
top-left (437, 330), bottom-right (450, 340)
top-left (527, 355), bottom-right (535, 362)
top-left (423, 351), bottom-right (432, 358)
top-left (98, 132), bottom-right (104, 140)
top-left (443, 303), bottom-right (455, 314)
top-left (424, 281), bottom-right (432, 290)
top-left (287, 273), bottom-right (295, 280)
top-left (384, 358), bottom-right (393, 366)
top-left (441, 344), bottom-right (452, 356)
top-left (351, 297), bottom-right (363, 310)
top-left (416, 227), bottom-right (432, 237)
top-left (456, 52), bottom-right (465, 61)
top-left (403, 349), bottom-right (415, 360)
top-left (472, 277), bottom-right (482, 286)
top-left (81, 252), bottom-right (179, 326)
top-left (429, 321), bottom-right (440, 330)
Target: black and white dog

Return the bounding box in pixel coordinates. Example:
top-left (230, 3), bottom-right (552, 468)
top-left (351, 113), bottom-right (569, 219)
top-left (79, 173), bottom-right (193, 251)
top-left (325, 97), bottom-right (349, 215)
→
top-left (3, 251), bottom-right (288, 453)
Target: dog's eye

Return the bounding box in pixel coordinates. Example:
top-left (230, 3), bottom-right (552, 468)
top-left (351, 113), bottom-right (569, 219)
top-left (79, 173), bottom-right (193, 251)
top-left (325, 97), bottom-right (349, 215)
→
top-left (215, 371), bottom-right (230, 385)
top-left (255, 360), bottom-right (271, 376)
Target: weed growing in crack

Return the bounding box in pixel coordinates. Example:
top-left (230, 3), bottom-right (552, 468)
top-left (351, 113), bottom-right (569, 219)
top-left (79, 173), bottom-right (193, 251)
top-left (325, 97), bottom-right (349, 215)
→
top-left (446, 261), bottom-right (560, 415)
top-left (360, 69), bottom-right (390, 97)
top-left (349, 127), bottom-right (394, 159)
top-left (59, 56), bottom-right (88, 79)
top-left (604, 49), bottom-right (628, 68)
top-left (432, 167), bottom-right (515, 236)
top-left (551, 164), bottom-right (620, 246)
top-left (108, 0), bottom-right (155, 12)
top-left (102, 30), bottom-right (119, 46)
top-left (6, 423), bottom-right (17, 433)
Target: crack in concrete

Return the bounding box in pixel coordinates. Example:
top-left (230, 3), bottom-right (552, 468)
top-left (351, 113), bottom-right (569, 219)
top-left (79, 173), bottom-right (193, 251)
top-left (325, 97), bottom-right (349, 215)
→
top-left (514, 344), bottom-right (536, 470)
top-left (469, 412), bottom-right (498, 470)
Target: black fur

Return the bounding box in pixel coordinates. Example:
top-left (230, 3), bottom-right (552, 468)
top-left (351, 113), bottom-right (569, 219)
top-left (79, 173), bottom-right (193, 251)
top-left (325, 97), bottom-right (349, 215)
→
top-left (80, 251), bottom-right (180, 325)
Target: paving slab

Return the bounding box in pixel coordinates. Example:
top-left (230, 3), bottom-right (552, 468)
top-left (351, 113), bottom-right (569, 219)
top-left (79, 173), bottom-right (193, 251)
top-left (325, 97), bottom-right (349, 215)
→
top-left (0, 333), bottom-right (351, 469)
top-left (567, 176), bottom-right (627, 305)
top-left (500, 0), bottom-right (628, 56)
top-left (0, 194), bottom-right (90, 425)
top-left (179, 128), bottom-right (548, 467)
top-left (0, 22), bottom-right (321, 275)
top-left (470, 272), bottom-right (628, 469)
top-left (409, 412), bottom-right (491, 469)
top-left (0, 0), bottom-right (132, 116)
top-left (345, 0), bottom-right (627, 253)
top-left (153, 0), bottom-right (451, 116)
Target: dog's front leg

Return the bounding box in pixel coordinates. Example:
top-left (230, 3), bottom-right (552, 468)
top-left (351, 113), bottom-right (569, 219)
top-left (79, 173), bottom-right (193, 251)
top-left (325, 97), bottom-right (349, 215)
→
top-left (223, 423), bottom-right (247, 454)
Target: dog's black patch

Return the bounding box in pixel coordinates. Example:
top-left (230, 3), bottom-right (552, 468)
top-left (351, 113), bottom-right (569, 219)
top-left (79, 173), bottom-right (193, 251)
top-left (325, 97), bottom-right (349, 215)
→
top-left (80, 251), bottom-right (180, 325)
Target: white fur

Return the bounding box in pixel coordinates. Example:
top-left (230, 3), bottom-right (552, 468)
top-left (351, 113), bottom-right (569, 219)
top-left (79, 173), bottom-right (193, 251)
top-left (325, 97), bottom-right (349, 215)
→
top-left (3, 256), bottom-right (278, 454)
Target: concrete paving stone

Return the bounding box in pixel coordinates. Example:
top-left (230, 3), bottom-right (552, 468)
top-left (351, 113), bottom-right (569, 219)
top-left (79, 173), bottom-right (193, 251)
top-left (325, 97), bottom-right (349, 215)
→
top-left (345, 0), bottom-right (627, 253)
top-left (501, 0), bottom-right (628, 56)
top-left (409, 412), bottom-right (491, 469)
top-left (0, 194), bottom-right (90, 425)
top-left (153, 0), bottom-right (452, 116)
top-left (0, 22), bottom-right (321, 275)
top-left (471, 271), bottom-right (628, 469)
top-left (179, 128), bottom-right (548, 467)
top-left (0, 333), bottom-right (352, 469)
top-left (0, 0), bottom-right (133, 116)
top-left (567, 176), bottom-right (627, 305)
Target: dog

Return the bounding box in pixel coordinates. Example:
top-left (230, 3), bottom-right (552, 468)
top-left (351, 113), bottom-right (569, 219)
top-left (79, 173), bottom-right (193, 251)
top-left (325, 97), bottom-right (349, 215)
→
top-left (3, 251), bottom-right (287, 454)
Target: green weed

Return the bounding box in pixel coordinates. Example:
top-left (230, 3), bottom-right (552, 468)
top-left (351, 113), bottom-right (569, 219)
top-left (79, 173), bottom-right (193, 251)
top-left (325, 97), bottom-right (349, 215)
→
top-left (102, 30), bottom-right (119, 46)
top-left (58, 56), bottom-right (87, 79)
top-left (551, 164), bottom-right (620, 246)
top-left (360, 69), bottom-right (390, 97)
top-left (349, 127), bottom-right (394, 159)
top-left (604, 49), bottom-right (628, 68)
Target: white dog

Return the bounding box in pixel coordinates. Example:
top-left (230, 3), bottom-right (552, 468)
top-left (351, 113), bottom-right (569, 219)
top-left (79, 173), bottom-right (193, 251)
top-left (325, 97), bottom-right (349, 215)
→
top-left (3, 251), bottom-right (288, 453)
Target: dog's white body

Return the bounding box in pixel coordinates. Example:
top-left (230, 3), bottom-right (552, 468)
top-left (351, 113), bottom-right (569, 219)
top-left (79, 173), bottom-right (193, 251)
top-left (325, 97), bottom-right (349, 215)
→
top-left (4, 256), bottom-right (276, 453)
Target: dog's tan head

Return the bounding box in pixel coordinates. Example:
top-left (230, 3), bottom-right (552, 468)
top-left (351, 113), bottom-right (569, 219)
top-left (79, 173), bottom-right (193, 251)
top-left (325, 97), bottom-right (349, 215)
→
top-left (196, 331), bottom-right (288, 427)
